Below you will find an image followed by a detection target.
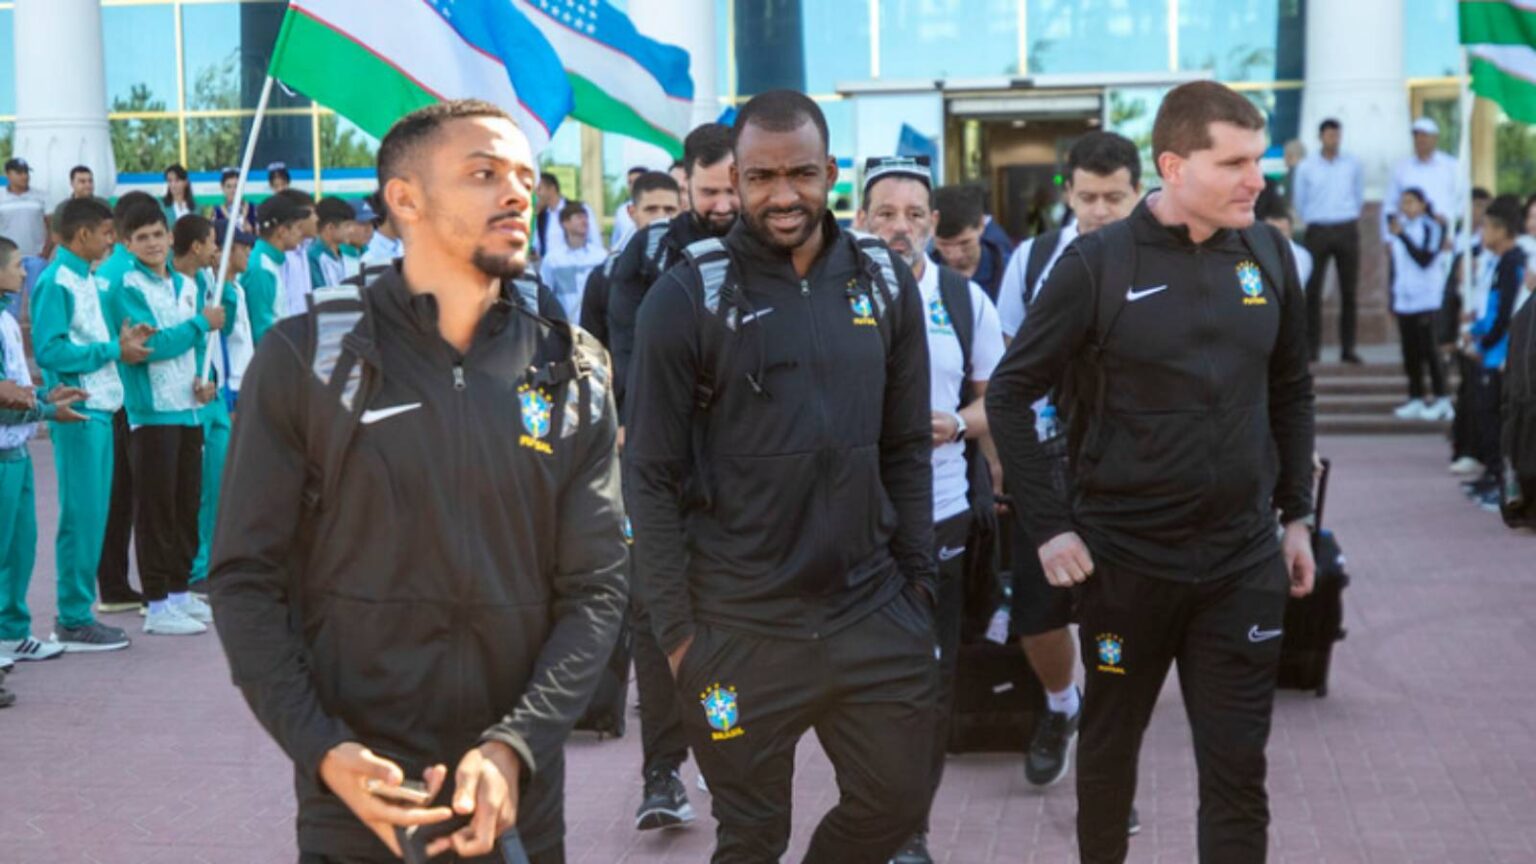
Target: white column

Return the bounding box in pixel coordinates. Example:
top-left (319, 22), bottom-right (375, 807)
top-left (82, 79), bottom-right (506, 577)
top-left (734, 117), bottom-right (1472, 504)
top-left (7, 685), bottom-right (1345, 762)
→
top-left (1299, 0), bottom-right (1408, 199)
top-left (625, 0), bottom-right (719, 171)
top-left (12, 0), bottom-right (116, 207)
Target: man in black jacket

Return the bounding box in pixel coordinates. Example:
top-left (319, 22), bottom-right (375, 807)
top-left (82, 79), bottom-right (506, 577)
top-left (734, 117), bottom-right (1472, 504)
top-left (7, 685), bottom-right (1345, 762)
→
top-left (578, 170), bottom-right (681, 349)
top-left (626, 90), bottom-right (939, 864)
top-left (210, 100), bottom-right (627, 864)
top-left (987, 81), bottom-right (1316, 864)
top-left (607, 122), bottom-right (739, 415)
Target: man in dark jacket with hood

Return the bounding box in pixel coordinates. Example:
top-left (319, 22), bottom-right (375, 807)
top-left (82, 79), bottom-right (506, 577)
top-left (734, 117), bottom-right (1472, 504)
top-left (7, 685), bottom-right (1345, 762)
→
top-left (210, 100), bottom-right (627, 864)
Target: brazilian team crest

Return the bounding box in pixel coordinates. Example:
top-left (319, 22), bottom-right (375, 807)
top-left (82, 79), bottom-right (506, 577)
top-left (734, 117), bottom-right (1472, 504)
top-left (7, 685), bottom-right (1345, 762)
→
top-left (1096, 633), bottom-right (1125, 675)
top-left (700, 683), bottom-right (745, 741)
top-left (622, 516), bottom-right (634, 546)
top-left (1237, 261), bottom-right (1267, 306)
top-left (517, 384), bottom-right (554, 455)
top-left (849, 293), bottom-right (877, 327)
top-left (927, 296), bottom-right (953, 332)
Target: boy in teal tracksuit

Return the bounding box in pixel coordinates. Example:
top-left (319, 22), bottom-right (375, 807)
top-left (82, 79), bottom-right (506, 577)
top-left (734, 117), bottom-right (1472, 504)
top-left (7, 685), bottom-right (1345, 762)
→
top-left (169, 213), bottom-right (240, 588)
top-left (107, 201), bottom-right (225, 637)
top-left (242, 194), bottom-right (310, 346)
top-left (30, 199), bottom-right (155, 651)
top-left (305, 197), bottom-right (362, 288)
top-left (0, 235), bottom-right (90, 664)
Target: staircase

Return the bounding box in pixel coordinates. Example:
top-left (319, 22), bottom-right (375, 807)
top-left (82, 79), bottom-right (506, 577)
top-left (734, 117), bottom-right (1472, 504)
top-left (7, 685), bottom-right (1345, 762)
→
top-left (1314, 356), bottom-right (1452, 436)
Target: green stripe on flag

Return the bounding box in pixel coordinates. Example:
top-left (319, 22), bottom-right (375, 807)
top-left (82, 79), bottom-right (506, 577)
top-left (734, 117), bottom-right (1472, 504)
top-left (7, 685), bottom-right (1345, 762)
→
top-left (269, 10), bottom-right (439, 141)
top-left (1471, 55), bottom-right (1536, 122)
top-left (1460, 1), bottom-right (1536, 46)
top-left (568, 75), bottom-right (683, 157)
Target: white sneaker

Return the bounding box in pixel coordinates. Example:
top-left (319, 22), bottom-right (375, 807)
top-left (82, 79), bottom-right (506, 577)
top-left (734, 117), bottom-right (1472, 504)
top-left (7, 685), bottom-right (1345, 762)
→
top-left (176, 595), bottom-right (213, 624)
top-left (0, 635), bottom-right (66, 662)
top-left (1449, 457), bottom-right (1484, 476)
top-left (1425, 398), bottom-right (1455, 421)
top-left (1393, 400), bottom-right (1428, 420)
top-left (143, 607), bottom-right (208, 636)
top-left (0, 655), bottom-right (14, 672)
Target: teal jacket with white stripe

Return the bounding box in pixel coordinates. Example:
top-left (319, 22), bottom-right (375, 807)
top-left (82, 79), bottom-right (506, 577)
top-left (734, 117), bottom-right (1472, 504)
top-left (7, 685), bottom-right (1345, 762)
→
top-left (107, 256), bottom-right (210, 427)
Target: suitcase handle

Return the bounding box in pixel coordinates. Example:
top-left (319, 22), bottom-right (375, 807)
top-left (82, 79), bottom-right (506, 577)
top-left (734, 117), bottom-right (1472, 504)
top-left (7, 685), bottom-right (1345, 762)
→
top-left (1314, 457), bottom-right (1332, 532)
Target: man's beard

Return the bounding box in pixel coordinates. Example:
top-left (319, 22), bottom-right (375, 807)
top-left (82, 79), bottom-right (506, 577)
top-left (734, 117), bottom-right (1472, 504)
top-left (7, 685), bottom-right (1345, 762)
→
top-left (472, 247), bottom-right (526, 280)
top-left (887, 231), bottom-right (924, 270)
top-left (693, 209), bottom-right (738, 238)
top-left (744, 204), bottom-right (820, 252)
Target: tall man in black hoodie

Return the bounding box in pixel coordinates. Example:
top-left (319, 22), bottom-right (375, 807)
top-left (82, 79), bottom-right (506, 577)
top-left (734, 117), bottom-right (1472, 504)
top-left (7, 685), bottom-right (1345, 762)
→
top-left (210, 100), bottom-right (627, 864)
top-left (987, 81), bottom-right (1316, 864)
top-left (626, 90), bottom-right (939, 863)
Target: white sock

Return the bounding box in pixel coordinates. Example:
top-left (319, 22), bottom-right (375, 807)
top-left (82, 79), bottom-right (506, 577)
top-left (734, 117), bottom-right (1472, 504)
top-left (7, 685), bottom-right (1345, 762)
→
top-left (167, 592), bottom-right (190, 608)
top-left (1047, 685), bottom-right (1080, 718)
top-left (148, 599), bottom-right (170, 615)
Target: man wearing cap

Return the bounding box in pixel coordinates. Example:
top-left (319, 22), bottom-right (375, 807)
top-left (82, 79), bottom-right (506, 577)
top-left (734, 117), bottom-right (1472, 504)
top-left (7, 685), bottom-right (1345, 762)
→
top-left (1294, 119), bottom-right (1366, 363)
top-left (1386, 118), bottom-right (1462, 245)
top-left (856, 154), bottom-right (1005, 864)
top-left (0, 158), bottom-right (52, 303)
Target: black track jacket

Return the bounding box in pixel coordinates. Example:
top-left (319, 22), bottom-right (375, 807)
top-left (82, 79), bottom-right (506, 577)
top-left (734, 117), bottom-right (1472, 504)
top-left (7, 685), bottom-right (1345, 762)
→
top-left (625, 214), bottom-right (936, 656)
top-left (209, 269), bottom-right (628, 858)
top-left (987, 199), bottom-right (1314, 580)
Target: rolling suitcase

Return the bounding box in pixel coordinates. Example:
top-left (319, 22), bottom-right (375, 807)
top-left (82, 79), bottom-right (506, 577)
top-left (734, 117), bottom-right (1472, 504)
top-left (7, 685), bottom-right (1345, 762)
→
top-left (1277, 458), bottom-right (1349, 697)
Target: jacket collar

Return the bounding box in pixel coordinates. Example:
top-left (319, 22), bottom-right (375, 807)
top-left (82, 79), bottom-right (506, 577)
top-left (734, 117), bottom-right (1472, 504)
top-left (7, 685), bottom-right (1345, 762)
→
top-left (726, 209), bottom-right (844, 272)
top-left (1132, 196), bottom-right (1236, 250)
top-left (371, 260), bottom-right (517, 349)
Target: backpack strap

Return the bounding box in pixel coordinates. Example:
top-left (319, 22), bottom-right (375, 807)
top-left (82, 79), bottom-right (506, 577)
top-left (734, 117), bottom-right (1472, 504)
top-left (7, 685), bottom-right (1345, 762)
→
top-left (529, 317), bottom-right (610, 444)
top-left (1237, 223), bottom-right (1289, 308)
top-left (678, 236), bottom-right (739, 510)
top-left (936, 266), bottom-right (976, 385)
top-left (849, 231), bottom-right (902, 355)
top-left (639, 220), bottom-right (675, 289)
top-left (302, 286), bottom-right (381, 512)
top-left (1024, 228), bottom-right (1062, 305)
top-left (1066, 220), bottom-right (1137, 466)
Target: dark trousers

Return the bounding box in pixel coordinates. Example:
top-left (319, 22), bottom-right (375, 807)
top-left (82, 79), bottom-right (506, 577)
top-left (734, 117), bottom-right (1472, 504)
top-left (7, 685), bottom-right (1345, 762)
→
top-left (1471, 368), bottom-right (1505, 472)
top-left (632, 597), bottom-right (690, 777)
top-left (679, 590), bottom-right (940, 863)
top-left (299, 843), bottom-right (564, 864)
top-left (1453, 353), bottom-right (1479, 460)
top-left (920, 512), bottom-right (970, 833)
top-left (129, 424), bottom-right (203, 602)
top-left (97, 408), bottom-right (137, 602)
top-left (1396, 312), bottom-right (1448, 400)
top-left (1304, 222), bottom-right (1361, 357)
top-left (1076, 555), bottom-right (1289, 864)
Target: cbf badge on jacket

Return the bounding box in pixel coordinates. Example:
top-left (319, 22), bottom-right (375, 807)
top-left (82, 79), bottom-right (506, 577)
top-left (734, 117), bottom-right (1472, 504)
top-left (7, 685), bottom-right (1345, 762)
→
top-left (1237, 261), bottom-right (1268, 307)
top-left (701, 683), bottom-right (745, 741)
top-left (518, 383), bottom-right (554, 454)
top-left (849, 293), bottom-right (877, 327)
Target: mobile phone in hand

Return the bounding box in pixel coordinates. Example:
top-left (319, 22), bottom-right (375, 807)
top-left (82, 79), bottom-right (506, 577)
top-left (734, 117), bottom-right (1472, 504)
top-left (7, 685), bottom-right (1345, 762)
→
top-left (365, 777), bottom-right (433, 806)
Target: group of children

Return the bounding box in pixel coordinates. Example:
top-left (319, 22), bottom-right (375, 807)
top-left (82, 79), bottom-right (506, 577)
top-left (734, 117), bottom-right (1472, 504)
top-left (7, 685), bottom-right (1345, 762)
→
top-left (0, 178), bottom-right (377, 707)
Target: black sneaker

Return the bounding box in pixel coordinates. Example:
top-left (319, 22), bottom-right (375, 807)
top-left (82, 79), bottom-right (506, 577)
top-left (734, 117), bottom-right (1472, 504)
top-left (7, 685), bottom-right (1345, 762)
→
top-left (634, 768), bottom-right (695, 831)
top-left (50, 620), bottom-right (131, 653)
top-left (1025, 696), bottom-right (1081, 786)
top-left (889, 832), bottom-right (933, 864)
top-left (1128, 805), bottom-right (1141, 836)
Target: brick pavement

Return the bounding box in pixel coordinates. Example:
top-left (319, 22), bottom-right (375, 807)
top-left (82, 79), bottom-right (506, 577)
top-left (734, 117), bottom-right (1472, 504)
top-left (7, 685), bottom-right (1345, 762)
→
top-left (1, 434), bottom-right (1533, 863)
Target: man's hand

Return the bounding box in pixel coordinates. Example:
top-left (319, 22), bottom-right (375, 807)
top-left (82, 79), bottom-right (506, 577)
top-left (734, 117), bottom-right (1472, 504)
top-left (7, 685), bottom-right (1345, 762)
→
top-left (194, 378), bottom-right (218, 405)
top-left (423, 742), bottom-right (521, 859)
top-left (0, 381), bottom-right (36, 411)
top-left (47, 387), bottom-right (89, 423)
top-left (317, 742), bottom-right (453, 857)
top-left (1282, 521), bottom-right (1316, 598)
top-left (203, 304), bottom-right (227, 333)
top-left (1038, 532), bottom-right (1095, 587)
top-left (667, 636), bottom-right (695, 679)
top-left (119, 320), bottom-right (155, 365)
top-left (930, 411), bottom-right (960, 447)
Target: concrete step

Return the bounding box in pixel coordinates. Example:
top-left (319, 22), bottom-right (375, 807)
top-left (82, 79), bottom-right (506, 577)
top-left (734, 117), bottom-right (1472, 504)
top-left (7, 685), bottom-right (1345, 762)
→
top-left (1311, 361), bottom-right (1401, 379)
top-left (1314, 375), bottom-right (1410, 396)
top-left (1317, 414), bottom-right (1451, 436)
top-left (1316, 393), bottom-right (1418, 416)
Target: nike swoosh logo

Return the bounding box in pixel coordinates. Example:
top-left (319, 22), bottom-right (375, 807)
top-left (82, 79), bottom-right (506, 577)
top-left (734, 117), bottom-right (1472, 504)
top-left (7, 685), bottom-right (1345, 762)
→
top-left (740, 307), bottom-right (774, 324)
top-left (360, 403), bottom-right (423, 425)
top-left (938, 546), bottom-right (966, 562)
top-left (1248, 625), bottom-right (1283, 643)
top-left (1126, 285), bottom-right (1169, 302)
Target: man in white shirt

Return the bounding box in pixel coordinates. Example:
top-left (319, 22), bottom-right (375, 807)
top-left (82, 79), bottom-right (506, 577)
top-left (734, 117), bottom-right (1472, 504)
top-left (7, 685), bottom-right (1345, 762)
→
top-left (532, 174), bottom-right (596, 261)
top-left (539, 201), bottom-right (607, 321)
top-left (1385, 117), bottom-right (1462, 242)
top-left (1294, 118), bottom-right (1365, 362)
top-left (608, 166), bottom-right (648, 252)
top-left (855, 154), bottom-right (1005, 864)
top-left (0, 158), bottom-right (51, 307)
top-left (360, 192), bottom-right (404, 267)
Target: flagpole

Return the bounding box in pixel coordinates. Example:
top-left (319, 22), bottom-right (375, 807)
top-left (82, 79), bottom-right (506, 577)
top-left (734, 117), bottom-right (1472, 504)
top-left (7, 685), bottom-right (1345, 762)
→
top-left (202, 73), bottom-right (275, 382)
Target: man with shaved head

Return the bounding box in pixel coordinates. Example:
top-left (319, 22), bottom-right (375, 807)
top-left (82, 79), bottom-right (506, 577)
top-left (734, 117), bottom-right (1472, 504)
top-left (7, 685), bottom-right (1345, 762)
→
top-left (211, 100), bottom-right (627, 864)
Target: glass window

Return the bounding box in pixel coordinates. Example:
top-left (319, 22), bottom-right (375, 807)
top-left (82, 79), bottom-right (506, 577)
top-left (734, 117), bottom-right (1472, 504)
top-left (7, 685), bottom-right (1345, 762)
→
top-left (183, 1), bottom-right (308, 111)
top-left (1026, 0), bottom-right (1168, 76)
top-left (1405, 0), bottom-right (1460, 79)
top-left (879, 0), bottom-right (1019, 79)
top-left (110, 118), bottom-right (179, 174)
top-left (0, 9), bottom-right (14, 116)
top-left (805, 2), bottom-right (870, 90)
top-left (1178, 0), bottom-right (1280, 82)
top-left (103, 5), bottom-right (178, 113)
top-left (822, 98), bottom-right (854, 162)
top-left (187, 115), bottom-right (312, 176)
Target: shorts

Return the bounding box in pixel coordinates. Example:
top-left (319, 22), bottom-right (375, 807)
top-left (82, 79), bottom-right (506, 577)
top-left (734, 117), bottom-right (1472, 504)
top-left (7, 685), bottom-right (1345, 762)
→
top-left (1009, 518), bottom-right (1074, 637)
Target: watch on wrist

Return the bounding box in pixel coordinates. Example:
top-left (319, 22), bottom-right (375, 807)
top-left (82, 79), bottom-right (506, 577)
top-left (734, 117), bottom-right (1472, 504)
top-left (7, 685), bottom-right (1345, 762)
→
top-left (950, 411), bottom-right (967, 442)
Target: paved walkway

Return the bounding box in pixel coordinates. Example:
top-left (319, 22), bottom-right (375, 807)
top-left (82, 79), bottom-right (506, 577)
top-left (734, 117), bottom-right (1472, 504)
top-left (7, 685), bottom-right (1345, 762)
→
top-left (1, 434), bottom-right (1533, 863)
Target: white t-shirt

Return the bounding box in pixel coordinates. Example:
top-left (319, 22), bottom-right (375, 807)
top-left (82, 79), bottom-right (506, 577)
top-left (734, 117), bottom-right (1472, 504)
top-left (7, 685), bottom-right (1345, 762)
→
top-left (1289, 239), bottom-right (1313, 290)
top-left (283, 241), bottom-right (313, 317)
top-left (363, 231), bottom-right (403, 266)
top-left (541, 235), bottom-right (608, 321)
top-left (918, 261), bottom-right (1005, 523)
top-left (997, 222), bottom-right (1078, 339)
top-left (610, 201), bottom-right (637, 252)
top-left (0, 188), bottom-right (48, 257)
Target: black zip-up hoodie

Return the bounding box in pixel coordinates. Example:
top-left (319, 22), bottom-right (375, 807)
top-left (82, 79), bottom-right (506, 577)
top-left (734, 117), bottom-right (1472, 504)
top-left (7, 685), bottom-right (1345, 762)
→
top-left (209, 268), bottom-right (627, 859)
top-left (607, 213), bottom-right (720, 415)
top-left (986, 199), bottom-right (1314, 580)
top-left (625, 213), bottom-right (936, 655)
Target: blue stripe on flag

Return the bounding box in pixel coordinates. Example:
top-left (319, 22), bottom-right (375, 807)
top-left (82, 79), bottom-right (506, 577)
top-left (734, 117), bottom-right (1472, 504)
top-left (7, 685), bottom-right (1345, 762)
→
top-left (425, 0), bottom-right (574, 135)
top-left (530, 0), bottom-right (693, 101)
